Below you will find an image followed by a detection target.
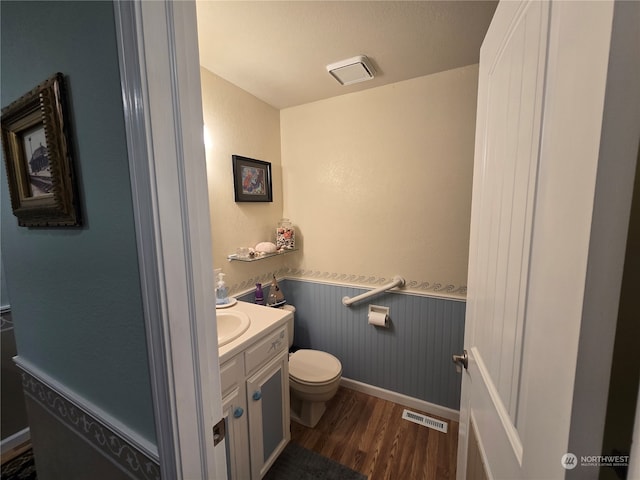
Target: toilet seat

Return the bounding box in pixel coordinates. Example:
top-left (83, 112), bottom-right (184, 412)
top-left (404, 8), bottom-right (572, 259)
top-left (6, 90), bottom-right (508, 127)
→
top-left (289, 349), bottom-right (342, 385)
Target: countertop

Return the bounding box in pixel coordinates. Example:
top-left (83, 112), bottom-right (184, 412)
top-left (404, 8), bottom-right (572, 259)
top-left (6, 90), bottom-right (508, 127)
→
top-left (217, 301), bottom-right (292, 364)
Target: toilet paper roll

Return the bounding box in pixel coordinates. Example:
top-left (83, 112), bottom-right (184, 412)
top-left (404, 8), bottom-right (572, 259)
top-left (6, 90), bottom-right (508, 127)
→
top-left (368, 311), bottom-right (389, 327)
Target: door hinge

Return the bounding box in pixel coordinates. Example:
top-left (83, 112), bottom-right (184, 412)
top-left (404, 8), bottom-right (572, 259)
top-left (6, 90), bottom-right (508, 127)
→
top-left (213, 417), bottom-right (226, 447)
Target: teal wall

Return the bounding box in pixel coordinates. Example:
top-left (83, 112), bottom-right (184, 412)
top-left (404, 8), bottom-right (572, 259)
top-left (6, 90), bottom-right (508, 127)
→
top-left (0, 1), bottom-right (156, 444)
top-left (1, 257), bottom-right (9, 308)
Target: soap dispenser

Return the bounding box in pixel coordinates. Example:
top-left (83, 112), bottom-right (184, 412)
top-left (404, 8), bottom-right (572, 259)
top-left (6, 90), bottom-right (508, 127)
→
top-left (215, 269), bottom-right (230, 305)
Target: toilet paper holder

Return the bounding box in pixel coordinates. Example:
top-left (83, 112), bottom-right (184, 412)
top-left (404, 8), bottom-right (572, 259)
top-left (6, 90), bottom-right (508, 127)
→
top-left (368, 305), bottom-right (390, 327)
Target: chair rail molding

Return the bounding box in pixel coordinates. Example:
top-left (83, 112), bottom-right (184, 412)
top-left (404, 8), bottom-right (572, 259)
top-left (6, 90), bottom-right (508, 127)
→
top-left (15, 356), bottom-right (159, 479)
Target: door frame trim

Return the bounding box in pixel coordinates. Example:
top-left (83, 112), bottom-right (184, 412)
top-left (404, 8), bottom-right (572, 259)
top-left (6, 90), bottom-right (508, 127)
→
top-left (112, 1), bottom-right (223, 477)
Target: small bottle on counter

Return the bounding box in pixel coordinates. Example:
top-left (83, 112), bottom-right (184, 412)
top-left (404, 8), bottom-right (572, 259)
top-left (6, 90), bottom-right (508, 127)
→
top-left (255, 283), bottom-right (265, 305)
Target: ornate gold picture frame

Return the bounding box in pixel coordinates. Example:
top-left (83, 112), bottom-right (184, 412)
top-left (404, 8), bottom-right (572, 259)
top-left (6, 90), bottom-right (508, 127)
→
top-left (1, 73), bottom-right (81, 227)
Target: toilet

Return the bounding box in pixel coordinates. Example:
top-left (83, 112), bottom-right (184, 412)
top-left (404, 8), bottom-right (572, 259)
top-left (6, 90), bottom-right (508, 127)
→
top-left (283, 305), bottom-right (342, 428)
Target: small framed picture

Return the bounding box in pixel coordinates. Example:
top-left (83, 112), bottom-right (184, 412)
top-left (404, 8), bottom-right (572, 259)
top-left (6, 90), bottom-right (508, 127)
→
top-left (232, 155), bottom-right (272, 202)
top-left (1, 73), bottom-right (81, 227)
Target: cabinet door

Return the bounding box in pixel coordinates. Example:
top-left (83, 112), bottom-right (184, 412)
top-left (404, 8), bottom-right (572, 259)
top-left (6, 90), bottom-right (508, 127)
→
top-left (246, 350), bottom-right (290, 479)
top-left (222, 387), bottom-right (250, 480)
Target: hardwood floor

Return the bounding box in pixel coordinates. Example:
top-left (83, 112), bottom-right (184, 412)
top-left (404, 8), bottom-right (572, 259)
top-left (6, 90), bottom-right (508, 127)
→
top-left (291, 387), bottom-right (458, 480)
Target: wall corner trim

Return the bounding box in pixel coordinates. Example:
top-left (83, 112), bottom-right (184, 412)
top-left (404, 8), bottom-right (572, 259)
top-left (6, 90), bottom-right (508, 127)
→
top-left (13, 356), bottom-right (159, 479)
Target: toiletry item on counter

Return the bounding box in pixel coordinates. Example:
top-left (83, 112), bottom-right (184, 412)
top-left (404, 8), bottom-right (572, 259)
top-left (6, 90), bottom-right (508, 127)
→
top-left (276, 218), bottom-right (295, 249)
top-left (266, 275), bottom-right (286, 307)
top-left (255, 283), bottom-right (265, 305)
top-left (215, 269), bottom-right (230, 305)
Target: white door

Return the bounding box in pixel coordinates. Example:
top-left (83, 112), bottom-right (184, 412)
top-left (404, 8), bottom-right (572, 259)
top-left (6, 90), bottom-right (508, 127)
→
top-left (457, 2), bottom-right (550, 478)
top-left (456, 1), bottom-right (626, 479)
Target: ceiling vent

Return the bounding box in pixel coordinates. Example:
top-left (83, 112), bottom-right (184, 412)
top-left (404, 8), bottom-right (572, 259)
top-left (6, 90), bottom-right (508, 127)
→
top-left (326, 55), bottom-right (375, 86)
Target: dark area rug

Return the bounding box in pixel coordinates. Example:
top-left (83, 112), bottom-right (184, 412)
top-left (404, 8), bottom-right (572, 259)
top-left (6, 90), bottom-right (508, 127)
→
top-left (265, 442), bottom-right (367, 480)
top-left (1, 449), bottom-right (37, 480)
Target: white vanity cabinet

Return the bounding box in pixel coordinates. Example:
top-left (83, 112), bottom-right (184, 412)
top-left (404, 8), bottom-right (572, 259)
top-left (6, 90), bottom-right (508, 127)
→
top-left (246, 337), bottom-right (290, 478)
top-left (221, 355), bottom-right (250, 480)
top-left (220, 322), bottom-right (290, 480)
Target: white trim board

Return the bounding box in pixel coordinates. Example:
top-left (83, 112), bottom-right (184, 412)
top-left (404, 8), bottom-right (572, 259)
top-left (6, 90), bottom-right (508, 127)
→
top-left (113, 1), bottom-right (224, 478)
top-left (112, 2), bottom-right (180, 476)
top-left (1, 428), bottom-right (30, 456)
top-left (340, 377), bottom-right (460, 423)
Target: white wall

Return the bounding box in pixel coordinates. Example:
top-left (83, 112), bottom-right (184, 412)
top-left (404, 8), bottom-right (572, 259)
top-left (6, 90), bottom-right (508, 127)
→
top-left (280, 65), bottom-right (479, 298)
top-left (201, 64), bottom-right (479, 299)
top-left (201, 67), bottom-right (284, 294)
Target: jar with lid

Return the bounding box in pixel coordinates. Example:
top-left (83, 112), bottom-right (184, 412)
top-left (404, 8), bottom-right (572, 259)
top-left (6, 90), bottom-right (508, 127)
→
top-left (276, 218), bottom-right (295, 249)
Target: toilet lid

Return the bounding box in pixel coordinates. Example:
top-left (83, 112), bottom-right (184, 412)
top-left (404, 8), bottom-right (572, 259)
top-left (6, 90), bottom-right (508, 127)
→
top-left (289, 349), bottom-right (342, 384)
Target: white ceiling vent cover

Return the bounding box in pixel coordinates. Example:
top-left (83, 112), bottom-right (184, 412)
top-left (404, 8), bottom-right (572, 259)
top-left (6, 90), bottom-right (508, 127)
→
top-left (326, 55), bottom-right (375, 85)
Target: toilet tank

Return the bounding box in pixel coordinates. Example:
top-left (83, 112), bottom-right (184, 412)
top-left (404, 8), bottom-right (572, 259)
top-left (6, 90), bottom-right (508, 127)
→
top-left (281, 304), bottom-right (295, 348)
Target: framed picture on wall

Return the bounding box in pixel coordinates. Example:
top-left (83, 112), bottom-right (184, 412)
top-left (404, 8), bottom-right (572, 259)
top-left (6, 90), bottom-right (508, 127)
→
top-left (1, 73), bottom-right (81, 227)
top-left (232, 155), bottom-right (273, 202)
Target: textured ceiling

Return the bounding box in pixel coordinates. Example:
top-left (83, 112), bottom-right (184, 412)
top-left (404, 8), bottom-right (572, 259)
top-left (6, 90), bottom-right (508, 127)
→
top-left (196, 1), bottom-right (497, 109)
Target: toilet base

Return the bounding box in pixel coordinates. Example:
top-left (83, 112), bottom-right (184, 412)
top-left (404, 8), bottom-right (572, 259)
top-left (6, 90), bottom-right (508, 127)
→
top-left (290, 392), bottom-right (327, 428)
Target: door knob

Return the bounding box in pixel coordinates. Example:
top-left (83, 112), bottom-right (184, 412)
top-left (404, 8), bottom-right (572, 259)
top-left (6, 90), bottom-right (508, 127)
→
top-left (252, 390), bottom-right (262, 401)
top-left (452, 350), bottom-right (468, 373)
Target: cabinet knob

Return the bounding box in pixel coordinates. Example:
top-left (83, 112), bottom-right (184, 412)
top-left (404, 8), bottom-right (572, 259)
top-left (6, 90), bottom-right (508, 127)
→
top-left (252, 390), bottom-right (262, 401)
top-left (233, 407), bottom-right (244, 418)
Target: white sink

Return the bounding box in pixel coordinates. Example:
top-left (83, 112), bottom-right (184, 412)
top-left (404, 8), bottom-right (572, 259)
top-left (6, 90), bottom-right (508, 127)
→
top-left (217, 310), bottom-right (251, 346)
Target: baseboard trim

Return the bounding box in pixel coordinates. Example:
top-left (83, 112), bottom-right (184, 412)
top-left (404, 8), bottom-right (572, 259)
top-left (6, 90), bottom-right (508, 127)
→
top-left (340, 377), bottom-right (460, 422)
top-left (13, 355), bottom-right (160, 479)
top-left (1, 428), bottom-right (30, 456)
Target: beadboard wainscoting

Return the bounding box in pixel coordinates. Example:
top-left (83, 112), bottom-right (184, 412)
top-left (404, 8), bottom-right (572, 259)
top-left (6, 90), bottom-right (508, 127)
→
top-left (239, 278), bottom-right (465, 411)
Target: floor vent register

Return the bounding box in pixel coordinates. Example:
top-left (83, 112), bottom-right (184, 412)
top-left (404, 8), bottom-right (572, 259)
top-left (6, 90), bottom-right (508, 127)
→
top-left (401, 409), bottom-right (448, 433)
